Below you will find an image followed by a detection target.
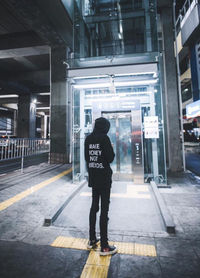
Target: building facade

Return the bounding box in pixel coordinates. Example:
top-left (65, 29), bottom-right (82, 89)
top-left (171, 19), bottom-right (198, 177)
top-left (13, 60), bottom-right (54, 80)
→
top-left (175, 0), bottom-right (200, 141)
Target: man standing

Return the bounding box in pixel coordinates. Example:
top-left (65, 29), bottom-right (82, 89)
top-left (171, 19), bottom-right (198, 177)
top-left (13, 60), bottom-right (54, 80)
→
top-left (84, 117), bottom-right (117, 256)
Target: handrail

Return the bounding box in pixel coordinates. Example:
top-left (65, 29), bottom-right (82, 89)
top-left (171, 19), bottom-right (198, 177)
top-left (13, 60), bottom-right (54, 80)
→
top-left (0, 138), bottom-right (50, 161)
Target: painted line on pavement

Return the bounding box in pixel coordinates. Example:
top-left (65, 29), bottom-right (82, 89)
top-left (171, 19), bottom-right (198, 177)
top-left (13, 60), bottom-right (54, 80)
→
top-left (0, 168), bottom-right (72, 211)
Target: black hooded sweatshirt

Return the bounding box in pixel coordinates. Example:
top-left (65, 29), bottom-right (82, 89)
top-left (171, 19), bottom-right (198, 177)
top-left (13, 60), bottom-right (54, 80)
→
top-left (84, 117), bottom-right (115, 188)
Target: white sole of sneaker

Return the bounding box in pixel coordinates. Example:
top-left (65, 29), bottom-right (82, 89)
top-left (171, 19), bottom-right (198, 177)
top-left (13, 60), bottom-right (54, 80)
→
top-left (87, 239), bottom-right (100, 249)
top-left (99, 246), bottom-right (118, 256)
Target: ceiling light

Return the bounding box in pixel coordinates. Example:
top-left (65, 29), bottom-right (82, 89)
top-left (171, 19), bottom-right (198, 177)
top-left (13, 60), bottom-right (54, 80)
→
top-left (115, 80), bottom-right (157, 86)
top-left (74, 79), bottom-right (157, 89)
top-left (73, 83), bottom-right (110, 89)
top-left (0, 94), bottom-right (18, 98)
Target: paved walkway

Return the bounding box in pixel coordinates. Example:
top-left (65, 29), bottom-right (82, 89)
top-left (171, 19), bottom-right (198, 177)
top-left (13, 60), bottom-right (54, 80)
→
top-left (0, 164), bottom-right (200, 278)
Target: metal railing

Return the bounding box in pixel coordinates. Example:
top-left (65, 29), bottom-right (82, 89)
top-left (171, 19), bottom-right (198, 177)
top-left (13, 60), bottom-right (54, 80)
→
top-left (0, 138), bottom-right (50, 172)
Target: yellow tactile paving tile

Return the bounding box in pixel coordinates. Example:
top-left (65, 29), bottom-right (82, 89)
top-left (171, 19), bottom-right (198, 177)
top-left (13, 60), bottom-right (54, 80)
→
top-left (109, 241), bottom-right (134, 255)
top-left (51, 236), bottom-right (88, 250)
top-left (110, 241), bottom-right (156, 256)
top-left (86, 250), bottom-right (111, 267)
top-left (0, 168), bottom-right (72, 211)
top-left (81, 264), bottom-right (110, 278)
top-left (51, 236), bottom-right (157, 257)
top-left (51, 236), bottom-right (157, 277)
top-left (135, 242), bottom-right (157, 257)
top-left (81, 250), bottom-right (111, 278)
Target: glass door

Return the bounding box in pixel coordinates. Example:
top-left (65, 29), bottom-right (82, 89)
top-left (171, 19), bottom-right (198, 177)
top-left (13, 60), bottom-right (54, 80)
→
top-left (102, 111), bottom-right (133, 179)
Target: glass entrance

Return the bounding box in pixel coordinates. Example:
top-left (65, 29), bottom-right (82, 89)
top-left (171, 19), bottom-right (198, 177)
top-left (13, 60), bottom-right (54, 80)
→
top-left (70, 64), bottom-right (167, 184)
top-left (102, 112), bottom-right (132, 177)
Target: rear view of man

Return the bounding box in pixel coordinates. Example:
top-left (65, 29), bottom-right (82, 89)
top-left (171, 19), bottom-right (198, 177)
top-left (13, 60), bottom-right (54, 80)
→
top-left (84, 117), bottom-right (117, 256)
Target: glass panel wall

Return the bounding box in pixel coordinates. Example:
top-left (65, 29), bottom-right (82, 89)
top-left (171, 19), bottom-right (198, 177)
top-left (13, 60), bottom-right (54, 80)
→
top-left (71, 69), bottom-right (167, 184)
top-left (70, 0), bottom-right (158, 67)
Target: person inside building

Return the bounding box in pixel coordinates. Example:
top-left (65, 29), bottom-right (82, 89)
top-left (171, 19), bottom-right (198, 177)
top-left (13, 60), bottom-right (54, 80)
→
top-left (84, 117), bottom-right (117, 256)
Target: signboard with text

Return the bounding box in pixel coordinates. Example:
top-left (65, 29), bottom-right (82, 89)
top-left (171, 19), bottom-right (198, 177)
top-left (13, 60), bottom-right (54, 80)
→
top-left (144, 116), bottom-right (159, 139)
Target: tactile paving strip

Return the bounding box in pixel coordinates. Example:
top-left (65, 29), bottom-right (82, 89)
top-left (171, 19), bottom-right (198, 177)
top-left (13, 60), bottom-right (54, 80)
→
top-left (51, 236), bottom-right (88, 250)
top-left (51, 236), bottom-right (157, 278)
top-left (81, 264), bottom-right (110, 278)
top-left (51, 236), bottom-right (157, 257)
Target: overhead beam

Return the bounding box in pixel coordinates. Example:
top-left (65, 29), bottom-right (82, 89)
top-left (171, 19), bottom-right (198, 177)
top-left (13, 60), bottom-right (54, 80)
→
top-left (0, 83), bottom-right (50, 95)
top-left (0, 46), bottom-right (49, 59)
top-left (5, 0), bottom-right (73, 48)
top-left (0, 31), bottom-right (46, 50)
top-left (13, 57), bottom-right (39, 70)
top-left (84, 10), bottom-right (145, 24)
top-left (0, 70), bottom-right (50, 84)
top-left (0, 98), bottom-right (18, 105)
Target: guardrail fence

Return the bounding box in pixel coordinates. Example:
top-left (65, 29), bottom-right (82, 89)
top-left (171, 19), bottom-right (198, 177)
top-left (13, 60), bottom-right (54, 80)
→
top-left (0, 138), bottom-right (50, 172)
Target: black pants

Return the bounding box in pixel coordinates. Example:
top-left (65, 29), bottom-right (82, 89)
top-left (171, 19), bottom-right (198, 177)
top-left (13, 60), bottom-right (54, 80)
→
top-left (89, 186), bottom-right (111, 248)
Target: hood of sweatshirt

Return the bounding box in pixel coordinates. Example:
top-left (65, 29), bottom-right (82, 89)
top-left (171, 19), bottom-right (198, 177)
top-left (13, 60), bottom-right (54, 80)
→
top-left (93, 117), bottom-right (110, 135)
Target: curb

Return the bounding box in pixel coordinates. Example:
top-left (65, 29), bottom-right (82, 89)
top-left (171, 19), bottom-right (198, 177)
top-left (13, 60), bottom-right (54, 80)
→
top-left (150, 181), bottom-right (176, 234)
top-left (44, 180), bottom-right (87, 226)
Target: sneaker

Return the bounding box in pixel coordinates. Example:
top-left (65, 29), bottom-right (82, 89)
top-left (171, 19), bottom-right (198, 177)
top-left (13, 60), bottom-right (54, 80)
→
top-left (87, 238), bottom-right (100, 249)
top-left (100, 245), bottom-right (118, 256)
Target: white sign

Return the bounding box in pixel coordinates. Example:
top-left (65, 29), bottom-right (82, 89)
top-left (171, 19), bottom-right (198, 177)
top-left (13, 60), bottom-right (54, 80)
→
top-left (144, 116), bottom-right (159, 139)
top-left (186, 100), bottom-right (200, 118)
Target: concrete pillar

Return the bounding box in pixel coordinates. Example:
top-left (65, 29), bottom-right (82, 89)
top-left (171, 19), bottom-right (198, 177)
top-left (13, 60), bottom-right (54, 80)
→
top-left (50, 46), bottom-right (71, 164)
top-left (13, 110), bottom-right (17, 137)
top-left (41, 114), bottom-right (48, 139)
top-left (160, 7), bottom-right (183, 172)
top-left (17, 94), bottom-right (36, 138)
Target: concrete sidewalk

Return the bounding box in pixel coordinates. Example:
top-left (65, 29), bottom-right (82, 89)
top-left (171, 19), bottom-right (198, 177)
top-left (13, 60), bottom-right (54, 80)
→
top-left (0, 164), bottom-right (200, 277)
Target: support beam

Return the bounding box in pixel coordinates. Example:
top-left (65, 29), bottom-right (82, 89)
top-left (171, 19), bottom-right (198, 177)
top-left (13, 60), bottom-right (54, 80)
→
top-left (0, 31), bottom-right (45, 50)
top-left (5, 0), bottom-right (73, 48)
top-left (13, 57), bottom-right (39, 71)
top-left (17, 94), bottom-right (36, 138)
top-left (0, 70), bottom-right (50, 86)
top-left (0, 46), bottom-right (49, 59)
top-left (160, 7), bottom-right (183, 172)
top-left (50, 46), bottom-right (71, 164)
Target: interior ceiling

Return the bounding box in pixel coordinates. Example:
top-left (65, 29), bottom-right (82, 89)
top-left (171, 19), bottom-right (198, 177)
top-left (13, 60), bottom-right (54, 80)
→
top-left (0, 0), bottom-right (72, 111)
top-left (0, 0), bottom-right (176, 111)
top-left (0, 1), bottom-right (49, 97)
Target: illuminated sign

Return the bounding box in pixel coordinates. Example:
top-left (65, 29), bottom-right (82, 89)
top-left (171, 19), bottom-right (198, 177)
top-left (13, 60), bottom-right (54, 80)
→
top-left (186, 100), bottom-right (200, 118)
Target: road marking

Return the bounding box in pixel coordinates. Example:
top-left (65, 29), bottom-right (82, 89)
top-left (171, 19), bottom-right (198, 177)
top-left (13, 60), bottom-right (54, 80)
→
top-left (80, 185), bottom-right (151, 199)
top-left (0, 168), bottom-right (72, 211)
top-left (51, 236), bottom-right (157, 278)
